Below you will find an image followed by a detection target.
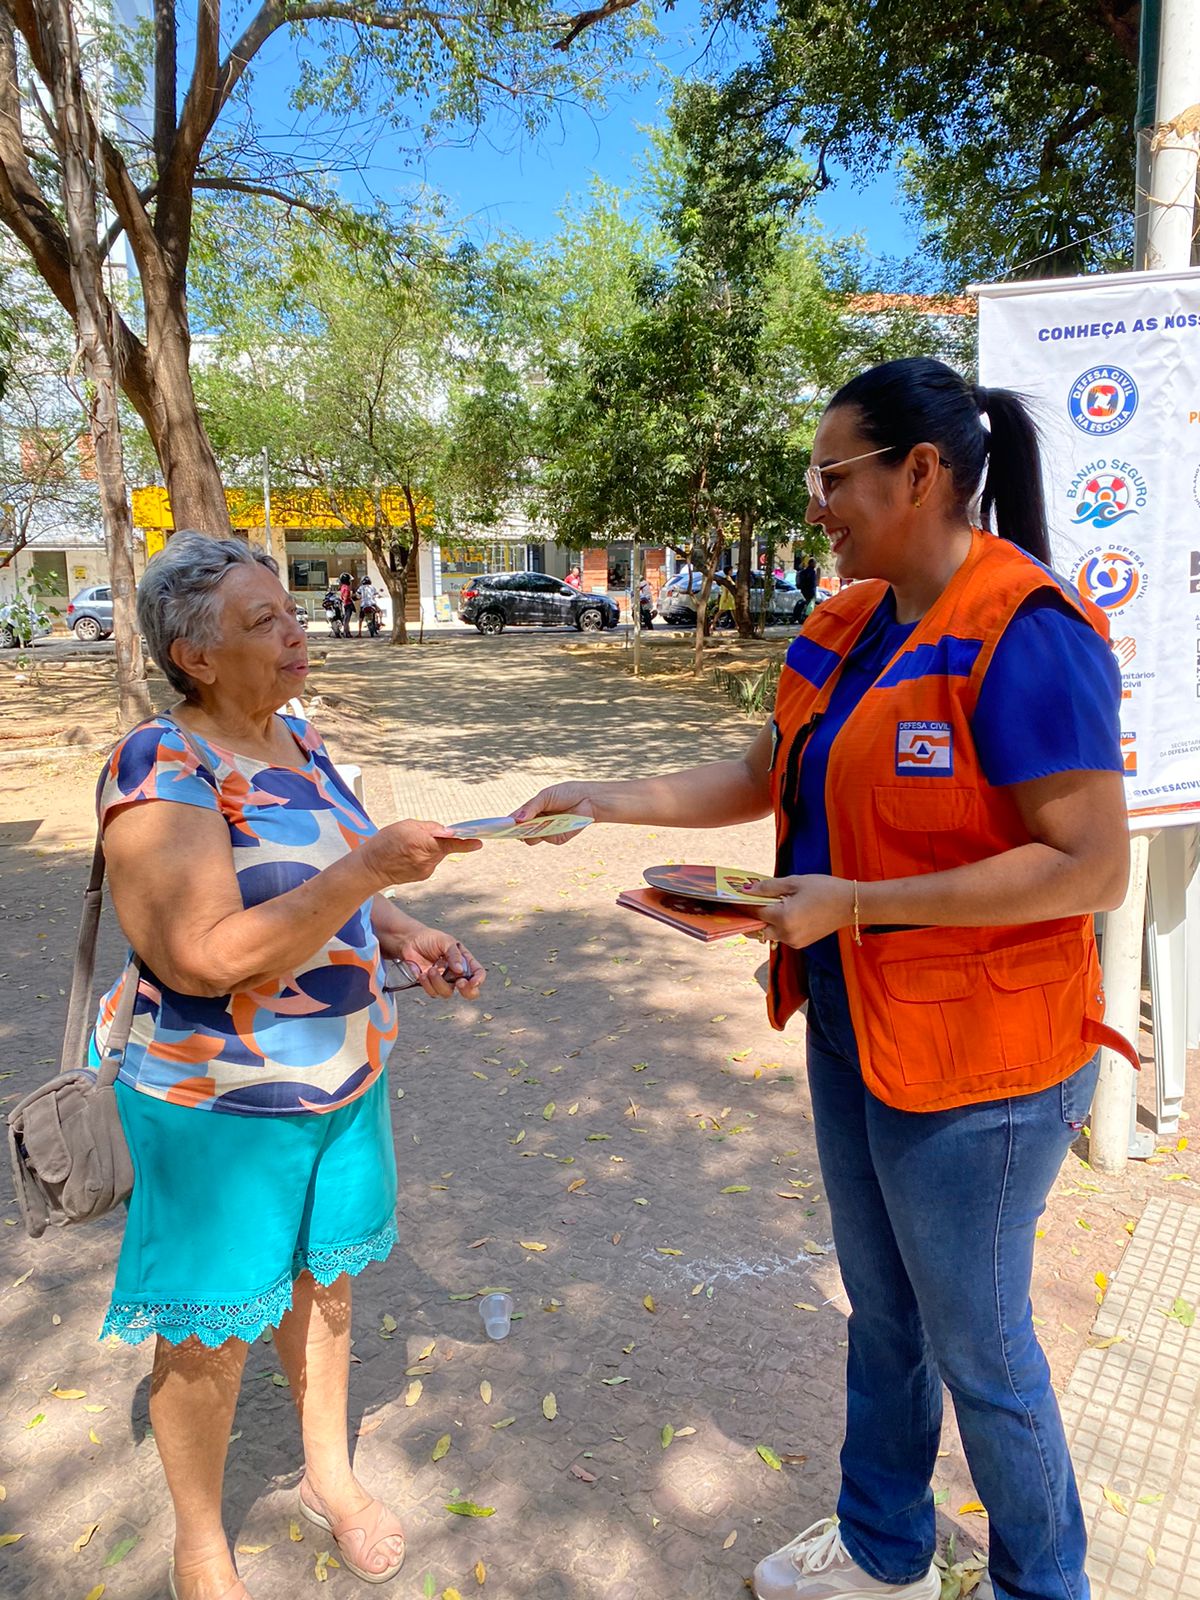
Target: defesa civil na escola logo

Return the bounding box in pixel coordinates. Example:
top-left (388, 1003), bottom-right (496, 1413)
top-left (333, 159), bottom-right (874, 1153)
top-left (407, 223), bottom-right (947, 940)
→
top-left (1071, 544), bottom-right (1147, 615)
top-left (1066, 458), bottom-right (1147, 528)
top-left (1068, 366), bottom-right (1139, 436)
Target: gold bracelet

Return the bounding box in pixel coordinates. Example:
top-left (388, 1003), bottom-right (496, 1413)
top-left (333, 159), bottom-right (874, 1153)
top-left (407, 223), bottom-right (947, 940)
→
top-left (852, 880), bottom-right (863, 946)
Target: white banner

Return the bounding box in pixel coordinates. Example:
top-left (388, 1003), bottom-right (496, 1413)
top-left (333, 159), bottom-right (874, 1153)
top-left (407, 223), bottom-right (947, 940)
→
top-left (976, 268), bottom-right (1200, 829)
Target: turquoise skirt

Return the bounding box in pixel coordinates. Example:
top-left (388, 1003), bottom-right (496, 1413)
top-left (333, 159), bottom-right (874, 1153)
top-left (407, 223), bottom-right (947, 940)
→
top-left (100, 1072), bottom-right (397, 1348)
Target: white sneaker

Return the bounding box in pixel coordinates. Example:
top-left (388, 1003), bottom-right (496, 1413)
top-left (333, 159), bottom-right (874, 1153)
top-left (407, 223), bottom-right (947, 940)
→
top-left (752, 1518), bottom-right (942, 1600)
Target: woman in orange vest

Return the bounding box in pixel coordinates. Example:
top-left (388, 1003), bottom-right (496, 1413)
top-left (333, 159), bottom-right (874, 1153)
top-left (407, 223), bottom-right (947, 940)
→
top-left (514, 357), bottom-right (1129, 1600)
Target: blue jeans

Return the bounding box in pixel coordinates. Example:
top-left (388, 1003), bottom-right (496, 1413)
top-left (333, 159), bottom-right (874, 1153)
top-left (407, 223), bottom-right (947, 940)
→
top-left (805, 962), bottom-right (1096, 1600)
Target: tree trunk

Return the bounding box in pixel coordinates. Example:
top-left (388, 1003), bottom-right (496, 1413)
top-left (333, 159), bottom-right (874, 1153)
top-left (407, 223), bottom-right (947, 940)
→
top-left (735, 508), bottom-right (754, 636)
top-left (691, 529), bottom-right (724, 679)
top-left (395, 483), bottom-right (424, 647)
top-left (32, 0), bottom-right (151, 728)
top-left (142, 273), bottom-right (232, 536)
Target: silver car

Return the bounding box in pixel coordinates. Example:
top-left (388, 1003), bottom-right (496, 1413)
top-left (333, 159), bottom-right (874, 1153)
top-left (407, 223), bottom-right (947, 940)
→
top-left (65, 583), bottom-right (114, 641)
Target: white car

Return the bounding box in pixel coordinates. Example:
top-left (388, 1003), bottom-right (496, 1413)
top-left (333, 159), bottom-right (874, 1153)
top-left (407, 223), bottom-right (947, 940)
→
top-left (0, 599), bottom-right (52, 648)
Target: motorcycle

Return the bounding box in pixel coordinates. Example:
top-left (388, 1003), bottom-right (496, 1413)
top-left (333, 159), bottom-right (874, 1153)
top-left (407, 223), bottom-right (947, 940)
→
top-left (322, 591), bottom-right (347, 638)
top-left (360, 599), bottom-right (382, 638)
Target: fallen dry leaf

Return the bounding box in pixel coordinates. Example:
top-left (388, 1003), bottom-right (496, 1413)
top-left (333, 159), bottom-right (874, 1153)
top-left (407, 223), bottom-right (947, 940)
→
top-left (72, 1522), bottom-right (101, 1554)
top-left (50, 1387), bottom-right (86, 1400)
top-left (723, 1531), bottom-right (737, 1550)
top-left (432, 1434), bottom-right (451, 1462)
top-left (957, 1501), bottom-right (987, 1516)
top-left (479, 1380), bottom-right (492, 1405)
top-left (289, 1519), bottom-right (303, 1542)
top-left (415, 1339), bottom-right (436, 1361)
top-left (0, 1533), bottom-right (25, 1548)
top-left (542, 1393), bottom-right (558, 1421)
top-left (236, 1543), bottom-right (273, 1555)
top-left (519, 1241), bottom-right (548, 1252)
top-left (474, 1558), bottom-right (486, 1585)
top-left (1102, 1485), bottom-right (1129, 1517)
top-left (643, 1294), bottom-right (656, 1313)
top-left (569, 1462), bottom-right (597, 1483)
top-left (405, 1380), bottom-right (423, 1408)
top-left (83, 1588), bottom-right (106, 1600)
top-left (356, 1415), bottom-right (384, 1437)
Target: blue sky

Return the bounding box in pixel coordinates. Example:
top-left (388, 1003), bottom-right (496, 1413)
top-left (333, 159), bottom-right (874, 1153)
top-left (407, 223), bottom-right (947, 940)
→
top-left (246, 0), bottom-right (919, 262)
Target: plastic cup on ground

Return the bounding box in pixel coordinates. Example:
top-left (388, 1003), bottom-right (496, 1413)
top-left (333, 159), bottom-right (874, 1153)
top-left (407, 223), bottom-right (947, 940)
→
top-left (479, 1292), bottom-right (513, 1340)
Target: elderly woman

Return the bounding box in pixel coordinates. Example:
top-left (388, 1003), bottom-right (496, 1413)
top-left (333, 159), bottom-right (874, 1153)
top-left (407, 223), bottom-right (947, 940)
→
top-left (91, 533), bottom-right (484, 1600)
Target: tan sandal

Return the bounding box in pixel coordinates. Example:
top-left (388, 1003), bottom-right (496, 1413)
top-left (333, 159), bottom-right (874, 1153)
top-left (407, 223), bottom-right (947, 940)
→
top-left (298, 1481), bottom-right (406, 1584)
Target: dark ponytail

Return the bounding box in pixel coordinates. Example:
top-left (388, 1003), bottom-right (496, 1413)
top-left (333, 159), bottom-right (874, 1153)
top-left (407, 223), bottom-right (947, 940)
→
top-left (828, 357), bottom-right (1050, 564)
top-left (975, 387), bottom-right (1050, 564)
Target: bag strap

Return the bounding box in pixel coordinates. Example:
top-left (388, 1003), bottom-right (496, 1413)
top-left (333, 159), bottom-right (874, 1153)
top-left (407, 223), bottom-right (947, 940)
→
top-left (59, 831), bottom-right (108, 1075)
top-left (60, 711), bottom-right (216, 1081)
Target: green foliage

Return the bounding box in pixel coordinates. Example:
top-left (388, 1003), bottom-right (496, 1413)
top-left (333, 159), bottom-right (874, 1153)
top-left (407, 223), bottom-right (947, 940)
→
top-left (192, 199), bottom-right (531, 545)
top-left (716, 0), bottom-right (1138, 283)
top-left (529, 79), bottom-right (952, 594)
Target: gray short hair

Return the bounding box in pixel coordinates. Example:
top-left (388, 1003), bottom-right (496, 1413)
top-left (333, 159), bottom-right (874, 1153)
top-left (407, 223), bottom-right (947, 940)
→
top-left (138, 532), bottom-right (279, 697)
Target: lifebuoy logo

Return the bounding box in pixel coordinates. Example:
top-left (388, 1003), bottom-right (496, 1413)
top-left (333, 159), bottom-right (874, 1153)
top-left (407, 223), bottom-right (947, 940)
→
top-left (1072, 545), bottom-right (1147, 615)
top-left (1068, 366), bottom-right (1139, 436)
top-left (1066, 458), bottom-right (1147, 528)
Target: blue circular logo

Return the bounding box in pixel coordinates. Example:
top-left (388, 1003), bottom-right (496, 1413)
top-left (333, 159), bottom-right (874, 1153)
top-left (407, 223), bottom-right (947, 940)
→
top-left (1068, 367), bottom-right (1139, 436)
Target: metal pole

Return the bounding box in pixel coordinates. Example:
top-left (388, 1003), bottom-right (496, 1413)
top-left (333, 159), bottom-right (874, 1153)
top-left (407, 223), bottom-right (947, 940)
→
top-left (1143, 0), bottom-right (1200, 270)
top-left (1092, 835), bottom-right (1154, 1173)
top-left (1091, 0), bottom-right (1198, 1174)
top-left (632, 537), bottom-right (642, 677)
top-left (261, 448), bottom-right (273, 562)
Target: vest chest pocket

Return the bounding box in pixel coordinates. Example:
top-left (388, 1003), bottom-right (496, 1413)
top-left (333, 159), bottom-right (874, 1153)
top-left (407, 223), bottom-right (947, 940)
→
top-left (872, 785), bottom-right (980, 875)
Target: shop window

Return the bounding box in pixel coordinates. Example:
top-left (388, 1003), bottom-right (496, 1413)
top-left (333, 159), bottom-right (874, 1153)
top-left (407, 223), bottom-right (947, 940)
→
top-left (289, 558), bottom-right (328, 590)
top-left (607, 544), bottom-right (631, 590)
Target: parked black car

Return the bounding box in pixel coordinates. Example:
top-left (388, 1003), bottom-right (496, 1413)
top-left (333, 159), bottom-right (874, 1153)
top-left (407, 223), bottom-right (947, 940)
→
top-left (458, 573), bottom-right (620, 635)
top-left (656, 570), bottom-right (808, 628)
top-left (65, 583), bottom-right (114, 640)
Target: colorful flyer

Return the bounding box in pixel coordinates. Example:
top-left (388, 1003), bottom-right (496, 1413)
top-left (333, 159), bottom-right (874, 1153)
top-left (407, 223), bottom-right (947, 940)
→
top-left (444, 813), bottom-right (593, 840)
top-left (641, 864), bottom-right (778, 905)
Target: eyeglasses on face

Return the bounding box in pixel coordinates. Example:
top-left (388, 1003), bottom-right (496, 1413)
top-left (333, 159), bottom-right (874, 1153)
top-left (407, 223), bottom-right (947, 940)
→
top-left (805, 448), bottom-right (954, 508)
top-left (804, 447), bottom-right (892, 507)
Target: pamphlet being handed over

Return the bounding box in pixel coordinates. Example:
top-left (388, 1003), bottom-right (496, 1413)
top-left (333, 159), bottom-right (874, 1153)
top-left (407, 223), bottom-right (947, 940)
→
top-left (444, 813), bottom-right (592, 841)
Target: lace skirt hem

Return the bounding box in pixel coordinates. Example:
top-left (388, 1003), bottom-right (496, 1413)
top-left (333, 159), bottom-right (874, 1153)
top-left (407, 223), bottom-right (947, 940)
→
top-left (100, 1217), bottom-right (398, 1348)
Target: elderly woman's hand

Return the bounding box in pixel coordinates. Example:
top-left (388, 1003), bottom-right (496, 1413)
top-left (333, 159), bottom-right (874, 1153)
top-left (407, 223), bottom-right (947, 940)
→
top-left (361, 820), bottom-right (482, 886)
top-left (743, 874), bottom-right (855, 949)
top-left (381, 925), bottom-right (486, 1000)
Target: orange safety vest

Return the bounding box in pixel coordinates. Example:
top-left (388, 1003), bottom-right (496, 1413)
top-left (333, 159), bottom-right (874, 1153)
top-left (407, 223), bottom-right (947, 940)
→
top-left (766, 530), bottom-right (1137, 1112)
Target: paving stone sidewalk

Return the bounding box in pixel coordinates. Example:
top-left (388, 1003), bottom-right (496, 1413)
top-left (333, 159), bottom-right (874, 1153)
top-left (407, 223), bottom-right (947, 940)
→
top-left (1, 632), bottom-right (1197, 1600)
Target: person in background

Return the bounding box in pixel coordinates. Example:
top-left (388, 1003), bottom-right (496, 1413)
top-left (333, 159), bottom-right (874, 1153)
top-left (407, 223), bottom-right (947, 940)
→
top-left (93, 534), bottom-right (485, 1600)
top-left (797, 556), bottom-right (818, 619)
top-left (510, 356), bottom-right (1131, 1600)
top-left (356, 576), bottom-right (380, 637)
top-left (564, 566), bottom-right (582, 590)
top-left (337, 572), bottom-right (356, 635)
top-left (638, 575), bottom-right (655, 628)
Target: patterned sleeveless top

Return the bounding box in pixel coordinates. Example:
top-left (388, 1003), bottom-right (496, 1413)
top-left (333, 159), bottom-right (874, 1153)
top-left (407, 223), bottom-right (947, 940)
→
top-left (92, 714), bottom-right (398, 1116)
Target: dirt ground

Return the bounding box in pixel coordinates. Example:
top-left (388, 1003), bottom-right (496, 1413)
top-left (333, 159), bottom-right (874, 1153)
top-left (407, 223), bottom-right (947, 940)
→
top-left (0, 635), bottom-right (1197, 1600)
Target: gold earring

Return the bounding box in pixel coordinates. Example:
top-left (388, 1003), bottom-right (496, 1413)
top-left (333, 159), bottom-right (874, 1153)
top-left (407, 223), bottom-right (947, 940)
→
top-left (913, 496), bottom-right (923, 508)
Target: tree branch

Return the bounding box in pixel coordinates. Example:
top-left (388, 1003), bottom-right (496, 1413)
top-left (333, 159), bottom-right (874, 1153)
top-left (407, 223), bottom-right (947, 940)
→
top-left (191, 173), bottom-right (345, 218)
top-left (153, 0), bottom-right (177, 172)
top-left (554, 0), bottom-right (641, 50)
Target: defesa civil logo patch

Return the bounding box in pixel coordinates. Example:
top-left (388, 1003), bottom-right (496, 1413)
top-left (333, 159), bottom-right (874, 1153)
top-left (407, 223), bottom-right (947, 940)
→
top-left (895, 721), bottom-right (953, 776)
